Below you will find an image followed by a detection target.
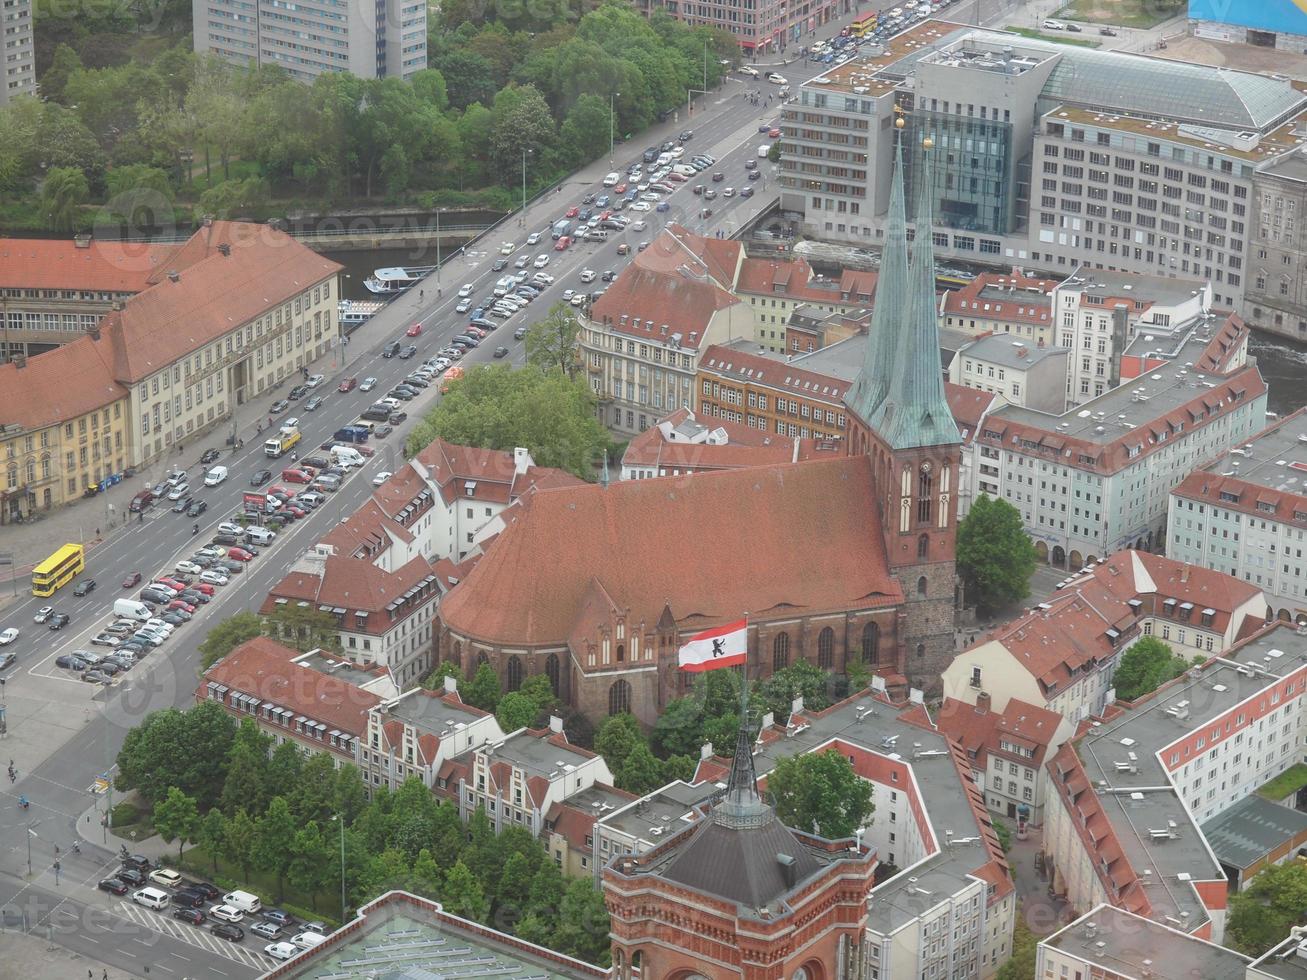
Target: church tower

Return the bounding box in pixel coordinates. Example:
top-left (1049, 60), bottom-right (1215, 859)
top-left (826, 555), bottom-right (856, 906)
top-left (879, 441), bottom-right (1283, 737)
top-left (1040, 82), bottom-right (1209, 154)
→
top-left (846, 118), bottom-right (961, 690)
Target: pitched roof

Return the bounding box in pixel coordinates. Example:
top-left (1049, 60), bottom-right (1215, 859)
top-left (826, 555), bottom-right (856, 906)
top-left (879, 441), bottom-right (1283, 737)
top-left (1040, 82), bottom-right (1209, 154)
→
top-left (440, 455), bottom-right (902, 646)
top-left (200, 637), bottom-right (382, 738)
top-left (939, 270), bottom-right (1057, 326)
top-left (943, 382), bottom-right (997, 446)
top-left (0, 332), bottom-right (128, 429)
top-left (0, 238), bottom-right (173, 292)
top-left (263, 554), bottom-right (438, 620)
top-left (621, 409), bottom-right (840, 473)
top-left (935, 697), bottom-right (1063, 767)
top-left (415, 439), bottom-right (583, 505)
top-left (698, 343), bottom-right (852, 406)
top-left (105, 221), bottom-right (341, 383)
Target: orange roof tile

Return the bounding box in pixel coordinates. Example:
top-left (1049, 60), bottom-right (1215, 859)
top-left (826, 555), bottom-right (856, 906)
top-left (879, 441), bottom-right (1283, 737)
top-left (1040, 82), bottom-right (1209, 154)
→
top-left (621, 409), bottom-right (841, 473)
top-left (943, 383), bottom-right (997, 446)
top-left (0, 239), bottom-right (172, 292)
top-left (440, 455), bottom-right (902, 647)
top-left (698, 343), bottom-right (852, 406)
top-left (0, 332), bottom-right (128, 429)
top-left (940, 271), bottom-right (1057, 327)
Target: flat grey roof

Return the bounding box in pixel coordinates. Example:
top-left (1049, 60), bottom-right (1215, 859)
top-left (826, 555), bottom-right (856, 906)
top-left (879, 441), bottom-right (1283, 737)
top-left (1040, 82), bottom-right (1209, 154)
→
top-left (560, 782), bottom-right (635, 816)
top-left (1061, 266), bottom-right (1208, 312)
top-left (1260, 151), bottom-right (1307, 185)
top-left (1041, 905), bottom-right (1250, 980)
top-left (599, 780), bottom-right (718, 843)
top-left (1201, 794), bottom-right (1307, 872)
top-left (993, 326), bottom-right (1249, 443)
top-left (493, 729), bottom-right (594, 777)
top-left (385, 689), bottom-right (484, 730)
top-left (298, 650), bottom-right (380, 687)
top-left (1250, 934), bottom-right (1307, 980)
top-left (956, 334), bottom-right (1068, 369)
top-left (1071, 627), bottom-right (1307, 929)
top-left (268, 891), bottom-right (602, 979)
top-left (1193, 406), bottom-right (1307, 495)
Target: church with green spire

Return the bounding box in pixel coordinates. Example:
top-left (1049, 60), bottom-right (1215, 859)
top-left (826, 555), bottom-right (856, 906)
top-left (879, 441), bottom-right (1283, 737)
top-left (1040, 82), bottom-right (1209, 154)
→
top-left (845, 118), bottom-right (962, 688)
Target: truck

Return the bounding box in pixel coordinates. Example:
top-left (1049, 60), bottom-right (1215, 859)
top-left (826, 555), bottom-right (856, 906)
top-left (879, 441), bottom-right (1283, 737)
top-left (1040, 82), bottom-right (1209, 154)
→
top-left (114, 599), bottom-right (153, 622)
top-left (332, 426), bottom-right (369, 444)
top-left (263, 426), bottom-right (301, 458)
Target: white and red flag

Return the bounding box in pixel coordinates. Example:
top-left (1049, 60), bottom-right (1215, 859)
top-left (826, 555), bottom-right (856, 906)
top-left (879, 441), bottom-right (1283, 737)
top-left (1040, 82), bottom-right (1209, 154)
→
top-left (678, 619), bottom-right (748, 672)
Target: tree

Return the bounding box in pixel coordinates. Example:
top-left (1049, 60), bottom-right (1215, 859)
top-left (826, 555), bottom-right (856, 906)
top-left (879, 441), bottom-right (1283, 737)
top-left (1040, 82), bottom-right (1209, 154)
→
top-left (196, 808), bottom-right (227, 876)
top-left (405, 364), bottom-right (609, 480)
top-left (104, 163), bottom-right (175, 230)
top-left (1228, 860), bottom-right (1307, 955)
top-left (767, 749), bottom-right (874, 840)
top-left (115, 702), bottom-right (236, 808)
top-left (997, 912), bottom-right (1038, 980)
top-left (253, 796), bottom-right (298, 901)
top-left (41, 166), bottom-right (89, 231)
top-left (222, 807), bottom-right (257, 884)
top-left (594, 713), bottom-right (643, 774)
top-left (463, 662), bottom-right (501, 711)
top-left (436, 49), bottom-right (499, 111)
top-left (616, 741), bottom-right (664, 795)
top-left (423, 660), bottom-right (465, 691)
top-left (152, 787), bottom-right (200, 863)
top-left (221, 718), bottom-right (272, 816)
top-left (956, 494), bottom-right (1038, 615)
top-left (518, 674), bottom-right (558, 717)
top-left (555, 878), bottom-right (611, 966)
top-left (756, 661), bottom-right (832, 720)
top-left (558, 94), bottom-right (612, 168)
top-left (662, 754), bottom-right (696, 783)
top-left (198, 612), bottom-right (263, 669)
top-left (496, 692), bottom-right (539, 731)
top-left (525, 304), bottom-right (582, 380)
top-left (442, 859), bottom-right (490, 922)
top-left (263, 602), bottom-right (340, 653)
top-left (291, 753), bottom-right (337, 825)
top-left (288, 820), bottom-right (332, 911)
top-left (1113, 636), bottom-right (1188, 702)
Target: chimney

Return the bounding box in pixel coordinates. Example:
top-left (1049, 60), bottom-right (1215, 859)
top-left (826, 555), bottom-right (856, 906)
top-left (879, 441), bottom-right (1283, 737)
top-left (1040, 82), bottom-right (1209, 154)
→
top-left (14, 353), bottom-right (26, 369)
top-left (549, 715), bottom-right (564, 735)
top-left (777, 853), bottom-right (797, 888)
top-left (513, 447), bottom-right (533, 476)
top-left (976, 691), bottom-right (991, 713)
top-left (166, 271), bottom-right (180, 283)
top-left (218, 242), bottom-right (231, 257)
top-left (74, 234), bottom-right (92, 249)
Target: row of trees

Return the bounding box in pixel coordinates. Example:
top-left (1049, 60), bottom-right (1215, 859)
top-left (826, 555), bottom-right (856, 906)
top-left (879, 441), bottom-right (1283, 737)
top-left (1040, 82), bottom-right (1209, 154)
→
top-left (7, 4), bottom-right (738, 229)
top-left (197, 605), bottom-right (343, 670)
top-left (117, 703), bottom-right (612, 962)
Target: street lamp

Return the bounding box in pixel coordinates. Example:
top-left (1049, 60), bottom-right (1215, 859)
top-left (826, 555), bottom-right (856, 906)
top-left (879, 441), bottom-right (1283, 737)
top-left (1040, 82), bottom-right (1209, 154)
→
top-left (521, 148), bottom-right (532, 221)
top-left (609, 91), bottom-right (621, 165)
top-left (331, 813), bottom-right (347, 922)
top-left (435, 208), bottom-right (445, 288)
top-left (26, 824), bottom-right (38, 877)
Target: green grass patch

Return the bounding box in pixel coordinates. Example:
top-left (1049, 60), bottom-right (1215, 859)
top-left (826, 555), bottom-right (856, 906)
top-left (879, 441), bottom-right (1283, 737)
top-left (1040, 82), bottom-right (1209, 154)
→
top-left (110, 801), bottom-right (155, 840)
top-left (1257, 763), bottom-right (1307, 802)
top-left (1054, 0), bottom-right (1185, 29)
top-left (179, 844), bottom-right (342, 926)
top-left (1004, 25), bottom-right (1101, 47)
top-left (184, 160), bottom-right (264, 196)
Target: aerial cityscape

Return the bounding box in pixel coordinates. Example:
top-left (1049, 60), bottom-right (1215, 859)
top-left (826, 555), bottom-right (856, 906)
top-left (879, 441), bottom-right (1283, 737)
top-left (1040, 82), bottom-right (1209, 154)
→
top-left (8, 0), bottom-right (1307, 978)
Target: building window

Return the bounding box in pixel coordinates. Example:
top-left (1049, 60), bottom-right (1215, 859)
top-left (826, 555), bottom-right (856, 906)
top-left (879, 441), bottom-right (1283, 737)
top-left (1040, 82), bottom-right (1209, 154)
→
top-left (546, 653), bottom-right (560, 695)
top-left (918, 466), bottom-right (933, 524)
top-left (918, 533), bottom-right (929, 559)
top-left (773, 632), bottom-right (790, 672)
top-left (506, 655), bottom-right (523, 692)
top-left (862, 622), bottom-right (880, 664)
top-left (817, 627), bottom-right (834, 669)
top-left (917, 576), bottom-right (928, 597)
top-left (608, 680), bottom-right (631, 716)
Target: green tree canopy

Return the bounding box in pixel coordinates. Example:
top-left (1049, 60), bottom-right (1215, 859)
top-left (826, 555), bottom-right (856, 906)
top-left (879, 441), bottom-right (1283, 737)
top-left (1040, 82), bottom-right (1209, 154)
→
top-left (152, 786), bottom-right (200, 863)
top-left (463, 662), bottom-right (501, 711)
top-left (115, 701), bottom-right (236, 807)
top-left (198, 611), bottom-right (263, 669)
top-left (406, 364), bottom-right (608, 479)
top-left (41, 166), bottom-right (89, 231)
top-left (264, 602), bottom-right (340, 653)
top-left (496, 692), bottom-right (540, 731)
top-left (1228, 860), bottom-right (1307, 955)
top-left (524, 303), bottom-right (582, 380)
top-left (767, 749), bottom-right (874, 840)
top-left (253, 796), bottom-right (298, 901)
top-left (594, 713), bottom-right (643, 774)
top-left (957, 494), bottom-right (1038, 615)
top-left (1113, 636), bottom-right (1191, 702)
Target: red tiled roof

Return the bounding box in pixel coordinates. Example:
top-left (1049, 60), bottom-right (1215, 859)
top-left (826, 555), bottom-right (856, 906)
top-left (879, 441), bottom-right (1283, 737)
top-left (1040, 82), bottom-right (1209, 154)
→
top-left (262, 554), bottom-right (437, 631)
top-left (199, 637), bottom-right (381, 738)
top-left (105, 222), bottom-right (341, 383)
top-left (698, 343), bottom-right (851, 406)
top-left (0, 332), bottom-right (128, 429)
top-left (736, 257), bottom-right (875, 308)
top-left (0, 239), bottom-right (172, 292)
top-left (415, 439), bottom-right (582, 505)
top-left (621, 409), bottom-right (841, 473)
top-left (943, 382), bottom-right (997, 446)
top-left (940, 271), bottom-right (1056, 326)
top-left (440, 455), bottom-right (902, 647)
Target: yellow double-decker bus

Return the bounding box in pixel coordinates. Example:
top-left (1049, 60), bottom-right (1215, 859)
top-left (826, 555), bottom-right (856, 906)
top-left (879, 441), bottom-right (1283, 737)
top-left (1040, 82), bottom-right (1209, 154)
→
top-left (32, 544), bottom-right (85, 598)
top-left (850, 12), bottom-right (877, 38)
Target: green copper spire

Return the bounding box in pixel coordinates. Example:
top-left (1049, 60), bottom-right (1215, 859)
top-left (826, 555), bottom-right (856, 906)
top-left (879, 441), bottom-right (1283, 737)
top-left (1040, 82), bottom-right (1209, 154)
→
top-left (867, 138), bottom-right (961, 451)
top-left (845, 133), bottom-right (908, 425)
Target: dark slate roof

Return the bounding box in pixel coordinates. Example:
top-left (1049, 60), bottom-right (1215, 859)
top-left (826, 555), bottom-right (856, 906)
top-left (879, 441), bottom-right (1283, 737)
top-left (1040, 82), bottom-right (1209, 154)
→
top-left (660, 813), bottom-right (826, 909)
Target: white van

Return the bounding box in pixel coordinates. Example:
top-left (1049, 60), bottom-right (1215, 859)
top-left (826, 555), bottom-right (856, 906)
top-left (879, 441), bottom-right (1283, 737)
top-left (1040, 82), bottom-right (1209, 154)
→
top-left (203, 466), bottom-right (227, 486)
top-left (132, 887), bottom-right (170, 911)
top-left (330, 446), bottom-right (364, 468)
top-left (113, 599), bottom-right (153, 622)
top-left (602, 171), bottom-right (620, 187)
top-left (245, 526), bottom-right (276, 545)
top-left (758, 145), bottom-right (772, 158)
top-left (292, 931), bottom-right (327, 951)
top-left (222, 889), bottom-right (262, 915)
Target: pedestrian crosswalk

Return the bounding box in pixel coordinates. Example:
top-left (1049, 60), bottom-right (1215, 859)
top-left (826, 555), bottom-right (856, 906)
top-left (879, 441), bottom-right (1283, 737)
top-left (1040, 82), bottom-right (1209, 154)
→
top-left (113, 900), bottom-right (275, 972)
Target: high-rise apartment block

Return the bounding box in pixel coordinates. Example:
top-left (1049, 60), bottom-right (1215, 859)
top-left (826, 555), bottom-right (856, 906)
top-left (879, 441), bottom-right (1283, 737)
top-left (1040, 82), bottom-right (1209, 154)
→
top-left (1, 0), bottom-right (34, 104)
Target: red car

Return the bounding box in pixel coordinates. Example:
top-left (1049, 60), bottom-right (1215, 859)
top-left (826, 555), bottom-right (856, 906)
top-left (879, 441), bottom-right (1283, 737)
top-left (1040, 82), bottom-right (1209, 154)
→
top-left (191, 582), bottom-right (216, 596)
top-left (284, 505), bottom-right (307, 519)
top-left (337, 377), bottom-right (357, 393)
top-left (768, 127), bottom-right (781, 138)
top-left (121, 572), bottom-right (142, 589)
top-left (352, 444), bottom-right (376, 458)
top-left (565, 205), bottom-right (579, 218)
top-left (268, 484), bottom-right (293, 498)
top-left (157, 577), bottom-right (187, 592)
top-left (614, 183), bottom-right (627, 194)
top-left (406, 322), bottom-right (423, 337)
top-left (555, 236), bottom-right (571, 251)
top-left (226, 548), bottom-right (254, 562)
top-left (168, 599), bottom-right (197, 613)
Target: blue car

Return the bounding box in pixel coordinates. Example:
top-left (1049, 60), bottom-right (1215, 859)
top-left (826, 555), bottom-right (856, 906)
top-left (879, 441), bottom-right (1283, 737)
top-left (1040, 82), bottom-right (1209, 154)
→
top-left (595, 194), bottom-right (610, 208)
top-left (470, 307), bottom-right (484, 320)
top-left (624, 189), bottom-right (638, 202)
top-left (656, 201), bottom-right (670, 213)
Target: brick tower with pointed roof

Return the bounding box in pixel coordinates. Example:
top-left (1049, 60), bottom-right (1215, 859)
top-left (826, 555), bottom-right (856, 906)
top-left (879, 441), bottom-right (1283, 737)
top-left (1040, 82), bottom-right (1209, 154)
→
top-left (603, 681), bottom-right (877, 980)
top-left (845, 122), bottom-right (962, 690)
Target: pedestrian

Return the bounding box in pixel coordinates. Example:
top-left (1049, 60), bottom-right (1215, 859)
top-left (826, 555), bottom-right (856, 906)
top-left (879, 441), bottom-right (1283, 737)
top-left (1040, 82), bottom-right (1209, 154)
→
top-left (95, 527), bottom-right (100, 538)
top-left (104, 971), bottom-right (109, 980)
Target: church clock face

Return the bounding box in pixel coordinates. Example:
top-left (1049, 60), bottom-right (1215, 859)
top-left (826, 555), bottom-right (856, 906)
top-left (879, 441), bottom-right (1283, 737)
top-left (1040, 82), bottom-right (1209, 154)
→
top-left (793, 968), bottom-right (809, 980)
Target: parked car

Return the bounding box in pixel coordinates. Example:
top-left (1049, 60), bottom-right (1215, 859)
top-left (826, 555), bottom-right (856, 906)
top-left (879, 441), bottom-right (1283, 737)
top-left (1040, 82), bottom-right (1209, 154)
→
top-left (99, 878), bottom-right (129, 895)
top-left (173, 908), bottom-right (206, 925)
top-left (211, 923), bottom-right (245, 942)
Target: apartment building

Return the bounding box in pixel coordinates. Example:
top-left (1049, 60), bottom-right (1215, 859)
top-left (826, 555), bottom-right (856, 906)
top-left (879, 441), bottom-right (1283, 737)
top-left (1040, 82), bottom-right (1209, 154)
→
top-left (1052, 267), bottom-right (1212, 406)
top-left (1247, 152), bottom-right (1307, 342)
top-left (736, 262), bottom-right (875, 354)
top-left (1168, 407), bottom-right (1307, 624)
top-left (966, 315), bottom-right (1265, 567)
top-left (1042, 625), bottom-right (1307, 940)
top-left (948, 334), bottom-right (1067, 413)
top-left (197, 637), bottom-right (398, 764)
top-left (938, 270), bottom-right (1058, 347)
top-left (0, 238), bottom-right (173, 361)
top-left (593, 781), bottom-right (717, 882)
top-left (0, 0), bottom-right (34, 105)
top-left (696, 339), bottom-right (851, 439)
top-left (780, 21), bottom-right (1307, 317)
top-left (633, 0), bottom-right (839, 54)
top-left (193, 0), bottom-right (425, 81)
